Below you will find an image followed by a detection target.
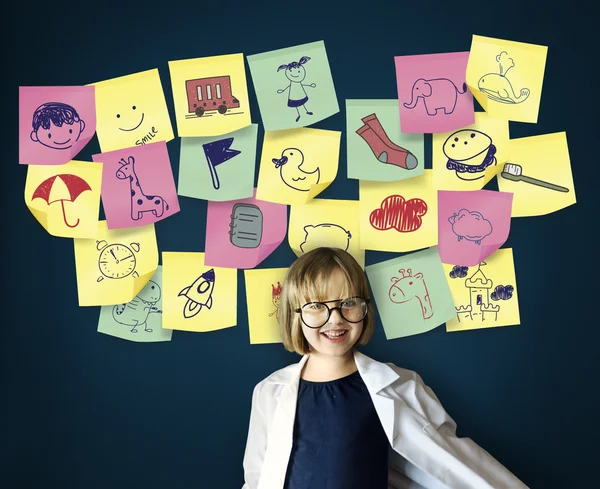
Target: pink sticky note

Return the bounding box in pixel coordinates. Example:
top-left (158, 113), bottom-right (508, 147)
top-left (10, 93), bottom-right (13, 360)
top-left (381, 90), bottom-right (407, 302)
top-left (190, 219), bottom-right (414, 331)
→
top-left (19, 86), bottom-right (96, 165)
top-left (205, 189), bottom-right (287, 269)
top-left (395, 52), bottom-right (475, 134)
top-left (438, 190), bottom-right (513, 266)
top-left (92, 141), bottom-right (180, 229)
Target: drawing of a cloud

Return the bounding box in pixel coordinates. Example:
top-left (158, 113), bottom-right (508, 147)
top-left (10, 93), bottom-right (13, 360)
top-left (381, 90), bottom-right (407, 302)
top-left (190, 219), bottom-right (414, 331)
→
top-left (449, 265), bottom-right (469, 279)
top-left (448, 208), bottom-right (493, 245)
top-left (369, 194), bottom-right (428, 232)
top-left (491, 284), bottom-right (514, 301)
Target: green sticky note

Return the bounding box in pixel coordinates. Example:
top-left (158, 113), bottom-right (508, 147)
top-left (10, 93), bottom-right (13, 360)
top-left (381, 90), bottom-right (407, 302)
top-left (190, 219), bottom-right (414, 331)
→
top-left (178, 124), bottom-right (258, 202)
top-left (346, 100), bottom-right (424, 181)
top-left (366, 247), bottom-right (456, 339)
top-left (98, 266), bottom-right (172, 342)
top-left (247, 41), bottom-right (339, 131)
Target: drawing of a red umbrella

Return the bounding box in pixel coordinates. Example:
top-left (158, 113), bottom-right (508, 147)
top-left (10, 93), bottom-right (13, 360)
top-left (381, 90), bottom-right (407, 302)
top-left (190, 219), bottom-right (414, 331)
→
top-left (32, 173), bottom-right (92, 228)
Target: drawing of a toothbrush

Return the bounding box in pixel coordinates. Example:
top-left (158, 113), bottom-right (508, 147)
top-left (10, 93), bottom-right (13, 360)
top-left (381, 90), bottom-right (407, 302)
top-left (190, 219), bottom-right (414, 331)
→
top-left (501, 163), bottom-right (570, 193)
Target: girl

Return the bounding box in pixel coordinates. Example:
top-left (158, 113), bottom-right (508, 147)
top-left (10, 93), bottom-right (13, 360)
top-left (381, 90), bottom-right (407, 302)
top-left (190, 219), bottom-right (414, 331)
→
top-left (241, 247), bottom-right (529, 489)
top-left (276, 56), bottom-right (316, 123)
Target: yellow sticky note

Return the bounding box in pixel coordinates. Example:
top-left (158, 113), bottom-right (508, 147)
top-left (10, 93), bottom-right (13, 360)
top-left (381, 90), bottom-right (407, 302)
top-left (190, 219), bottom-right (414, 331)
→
top-left (162, 252), bottom-right (237, 332)
top-left (359, 170), bottom-right (438, 252)
top-left (289, 199), bottom-right (364, 268)
top-left (498, 132), bottom-right (575, 217)
top-left (74, 221), bottom-right (158, 306)
top-left (466, 35), bottom-right (548, 123)
top-left (432, 112), bottom-right (509, 190)
top-left (443, 248), bottom-right (520, 331)
top-left (90, 69), bottom-right (174, 152)
top-left (25, 160), bottom-right (101, 238)
top-left (256, 128), bottom-right (341, 205)
top-left (244, 268), bottom-right (287, 344)
top-left (168, 54), bottom-right (251, 137)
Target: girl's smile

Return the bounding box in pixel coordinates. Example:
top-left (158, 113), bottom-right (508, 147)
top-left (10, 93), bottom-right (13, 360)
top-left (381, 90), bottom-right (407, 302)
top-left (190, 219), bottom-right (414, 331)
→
top-left (320, 328), bottom-right (350, 342)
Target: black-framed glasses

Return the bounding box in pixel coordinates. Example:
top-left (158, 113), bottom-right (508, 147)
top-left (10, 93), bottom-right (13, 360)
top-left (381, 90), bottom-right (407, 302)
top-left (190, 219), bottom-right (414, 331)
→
top-left (295, 296), bottom-right (370, 329)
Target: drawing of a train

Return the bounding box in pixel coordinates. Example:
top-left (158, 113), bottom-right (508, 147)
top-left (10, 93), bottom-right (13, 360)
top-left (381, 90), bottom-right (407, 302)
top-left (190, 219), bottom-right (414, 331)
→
top-left (185, 75), bottom-right (240, 117)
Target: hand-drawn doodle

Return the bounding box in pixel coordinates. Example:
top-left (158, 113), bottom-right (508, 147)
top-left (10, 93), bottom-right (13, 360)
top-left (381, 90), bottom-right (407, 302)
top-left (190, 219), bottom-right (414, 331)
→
top-left (113, 104), bottom-right (159, 146)
top-left (370, 195), bottom-right (428, 232)
top-left (356, 113), bottom-right (418, 170)
top-left (449, 265), bottom-right (469, 279)
top-left (272, 148), bottom-right (320, 192)
top-left (491, 284), bottom-right (514, 301)
top-left (501, 163), bottom-right (570, 192)
top-left (478, 52), bottom-right (530, 104)
top-left (185, 76), bottom-right (241, 118)
top-left (116, 105), bottom-right (144, 132)
top-left (116, 156), bottom-right (169, 221)
top-left (443, 129), bottom-right (497, 181)
top-left (30, 102), bottom-right (86, 150)
top-left (229, 203), bottom-right (263, 248)
top-left (276, 56), bottom-right (316, 122)
top-left (403, 78), bottom-right (468, 116)
top-left (268, 281), bottom-right (282, 321)
top-left (112, 280), bottom-right (162, 333)
top-left (96, 240), bottom-right (141, 282)
top-left (299, 223), bottom-right (352, 253)
top-left (448, 209), bottom-right (493, 245)
top-left (31, 173), bottom-right (92, 228)
top-left (202, 138), bottom-right (241, 190)
top-left (388, 268), bottom-right (433, 320)
top-left (178, 268), bottom-right (215, 319)
top-left (449, 262), bottom-right (514, 323)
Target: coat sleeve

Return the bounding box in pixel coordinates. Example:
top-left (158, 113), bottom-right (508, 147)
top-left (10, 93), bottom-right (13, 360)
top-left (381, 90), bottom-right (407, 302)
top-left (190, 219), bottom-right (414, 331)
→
top-left (410, 372), bottom-right (530, 489)
top-left (241, 382), bottom-right (267, 489)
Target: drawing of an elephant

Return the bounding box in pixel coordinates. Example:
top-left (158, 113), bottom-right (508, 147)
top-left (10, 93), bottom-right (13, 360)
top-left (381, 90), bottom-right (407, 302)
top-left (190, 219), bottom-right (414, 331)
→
top-left (403, 78), bottom-right (468, 116)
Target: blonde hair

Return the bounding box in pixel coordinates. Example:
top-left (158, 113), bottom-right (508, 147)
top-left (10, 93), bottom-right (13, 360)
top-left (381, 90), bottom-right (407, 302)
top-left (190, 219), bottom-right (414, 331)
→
top-left (279, 247), bottom-right (375, 355)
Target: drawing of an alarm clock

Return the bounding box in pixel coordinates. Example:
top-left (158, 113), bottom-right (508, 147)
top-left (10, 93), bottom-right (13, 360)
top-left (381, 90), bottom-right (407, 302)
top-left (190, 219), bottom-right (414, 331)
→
top-left (96, 240), bottom-right (141, 282)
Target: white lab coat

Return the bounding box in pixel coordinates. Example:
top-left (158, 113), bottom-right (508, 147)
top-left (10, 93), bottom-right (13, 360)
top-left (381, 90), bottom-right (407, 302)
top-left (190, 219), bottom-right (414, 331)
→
top-left (241, 349), bottom-right (529, 489)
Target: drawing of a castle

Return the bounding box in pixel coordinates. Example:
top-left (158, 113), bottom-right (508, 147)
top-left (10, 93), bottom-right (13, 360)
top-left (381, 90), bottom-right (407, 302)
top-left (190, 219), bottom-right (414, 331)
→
top-left (455, 262), bottom-right (500, 322)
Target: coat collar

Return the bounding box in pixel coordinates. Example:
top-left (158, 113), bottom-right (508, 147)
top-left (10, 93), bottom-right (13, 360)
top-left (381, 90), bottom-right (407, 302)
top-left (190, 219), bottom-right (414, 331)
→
top-left (266, 349), bottom-right (400, 394)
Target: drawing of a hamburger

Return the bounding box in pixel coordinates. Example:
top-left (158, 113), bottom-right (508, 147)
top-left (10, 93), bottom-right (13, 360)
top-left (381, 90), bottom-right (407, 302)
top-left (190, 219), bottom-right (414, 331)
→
top-left (443, 129), bottom-right (497, 181)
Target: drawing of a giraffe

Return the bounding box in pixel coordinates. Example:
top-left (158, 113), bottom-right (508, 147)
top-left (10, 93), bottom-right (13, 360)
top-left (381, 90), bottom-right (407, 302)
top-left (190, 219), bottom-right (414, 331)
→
top-left (388, 268), bottom-right (433, 320)
top-left (116, 156), bottom-right (169, 221)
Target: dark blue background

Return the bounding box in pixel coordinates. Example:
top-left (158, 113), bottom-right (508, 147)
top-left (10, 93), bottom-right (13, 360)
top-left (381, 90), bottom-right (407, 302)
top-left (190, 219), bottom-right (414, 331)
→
top-left (3, 2), bottom-right (595, 488)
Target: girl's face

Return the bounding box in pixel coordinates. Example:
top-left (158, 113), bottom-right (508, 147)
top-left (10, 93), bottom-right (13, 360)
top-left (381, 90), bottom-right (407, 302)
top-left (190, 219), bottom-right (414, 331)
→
top-left (300, 268), bottom-right (363, 359)
top-left (285, 65), bottom-right (306, 82)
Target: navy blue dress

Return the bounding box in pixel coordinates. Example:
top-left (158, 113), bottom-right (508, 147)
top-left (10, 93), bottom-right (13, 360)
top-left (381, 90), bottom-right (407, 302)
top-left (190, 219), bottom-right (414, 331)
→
top-left (283, 370), bottom-right (389, 489)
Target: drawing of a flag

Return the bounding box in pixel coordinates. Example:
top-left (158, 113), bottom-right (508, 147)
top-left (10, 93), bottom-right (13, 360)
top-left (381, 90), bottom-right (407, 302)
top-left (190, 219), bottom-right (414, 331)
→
top-left (202, 138), bottom-right (241, 190)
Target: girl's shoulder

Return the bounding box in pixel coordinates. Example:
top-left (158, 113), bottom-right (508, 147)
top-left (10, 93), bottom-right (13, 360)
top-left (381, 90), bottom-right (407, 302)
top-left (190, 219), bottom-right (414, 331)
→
top-left (253, 359), bottom-right (304, 394)
top-left (250, 362), bottom-right (301, 413)
top-left (383, 361), bottom-right (421, 382)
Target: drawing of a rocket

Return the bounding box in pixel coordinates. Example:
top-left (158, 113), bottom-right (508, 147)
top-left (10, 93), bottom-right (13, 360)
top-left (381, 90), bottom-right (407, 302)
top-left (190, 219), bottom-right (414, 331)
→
top-left (178, 268), bottom-right (215, 319)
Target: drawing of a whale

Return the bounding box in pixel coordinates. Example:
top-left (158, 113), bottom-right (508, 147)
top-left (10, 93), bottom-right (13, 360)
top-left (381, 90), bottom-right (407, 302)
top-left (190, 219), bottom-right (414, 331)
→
top-left (477, 51), bottom-right (530, 105)
top-left (478, 73), bottom-right (530, 104)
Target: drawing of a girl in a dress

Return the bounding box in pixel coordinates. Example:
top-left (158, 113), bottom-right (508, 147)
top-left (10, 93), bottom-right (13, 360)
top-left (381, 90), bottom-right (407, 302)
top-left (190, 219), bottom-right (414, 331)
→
top-left (276, 56), bottom-right (316, 122)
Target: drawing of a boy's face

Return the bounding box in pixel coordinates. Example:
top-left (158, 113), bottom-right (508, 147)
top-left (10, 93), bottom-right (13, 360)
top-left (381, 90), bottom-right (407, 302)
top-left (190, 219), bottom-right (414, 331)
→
top-left (30, 102), bottom-right (86, 150)
top-left (285, 65), bottom-right (306, 82)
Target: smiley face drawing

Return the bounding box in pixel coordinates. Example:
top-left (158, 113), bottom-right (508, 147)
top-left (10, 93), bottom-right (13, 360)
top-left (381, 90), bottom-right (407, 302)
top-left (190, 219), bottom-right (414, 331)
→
top-left (116, 105), bottom-right (144, 132)
top-left (271, 148), bottom-right (320, 192)
top-left (91, 69), bottom-right (174, 152)
top-left (30, 102), bottom-right (86, 150)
